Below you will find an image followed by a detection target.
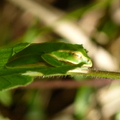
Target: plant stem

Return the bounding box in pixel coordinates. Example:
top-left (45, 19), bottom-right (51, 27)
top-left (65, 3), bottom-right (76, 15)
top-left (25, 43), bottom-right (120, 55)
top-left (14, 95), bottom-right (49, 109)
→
top-left (68, 69), bottom-right (120, 79)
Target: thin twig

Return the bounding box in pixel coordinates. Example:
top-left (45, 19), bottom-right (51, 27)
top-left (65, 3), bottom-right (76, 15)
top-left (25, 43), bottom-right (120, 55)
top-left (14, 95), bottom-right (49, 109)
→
top-left (20, 69), bottom-right (120, 89)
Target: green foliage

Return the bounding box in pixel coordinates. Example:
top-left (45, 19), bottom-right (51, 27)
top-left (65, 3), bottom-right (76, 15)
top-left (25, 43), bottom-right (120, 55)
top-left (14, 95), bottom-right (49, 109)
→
top-left (0, 43), bottom-right (33, 91)
top-left (0, 42), bottom-right (89, 91)
top-left (25, 90), bottom-right (45, 120)
top-left (0, 42), bottom-right (120, 91)
top-left (0, 91), bottom-right (12, 106)
top-left (0, 0), bottom-right (119, 119)
top-left (74, 87), bottom-right (93, 119)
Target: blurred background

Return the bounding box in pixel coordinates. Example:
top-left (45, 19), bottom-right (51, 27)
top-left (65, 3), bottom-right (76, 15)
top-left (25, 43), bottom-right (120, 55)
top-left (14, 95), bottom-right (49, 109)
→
top-left (0, 0), bottom-right (120, 120)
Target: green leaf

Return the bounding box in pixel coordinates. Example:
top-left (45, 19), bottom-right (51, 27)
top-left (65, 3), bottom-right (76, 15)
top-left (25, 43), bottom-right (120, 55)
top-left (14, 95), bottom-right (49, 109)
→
top-left (0, 42), bottom-right (87, 91)
top-left (0, 42), bottom-right (85, 91)
top-left (0, 43), bottom-right (29, 69)
top-left (0, 64), bottom-right (83, 91)
top-left (0, 43), bottom-right (32, 91)
top-left (1, 42), bottom-right (119, 91)
top-left (0, 75), bottom-right (33, 91)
